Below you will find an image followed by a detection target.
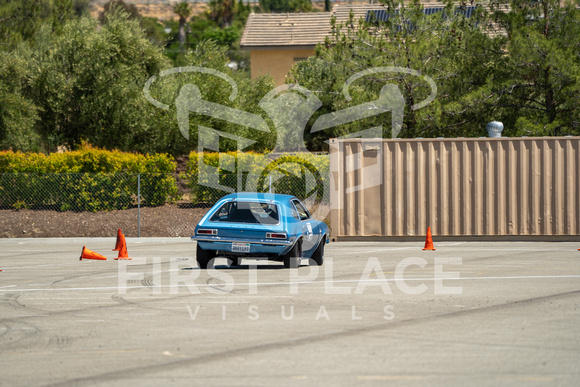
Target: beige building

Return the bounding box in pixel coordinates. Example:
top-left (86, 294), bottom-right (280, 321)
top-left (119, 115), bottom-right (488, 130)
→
top-left (241, 5), bottom-right (384, 85)
top-left (240, 12), bottom-right (329, 85)
top-left (240, 3), bottom-right (495, 85)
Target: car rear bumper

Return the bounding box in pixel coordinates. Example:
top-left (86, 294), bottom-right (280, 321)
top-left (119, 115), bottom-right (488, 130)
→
top-left (192, 236), bottom-right (294, 256)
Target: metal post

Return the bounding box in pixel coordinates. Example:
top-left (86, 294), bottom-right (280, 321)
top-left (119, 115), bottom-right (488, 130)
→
top-left (269, 175), bottom-right (272, 193)
top-left (138, 174), bottom-right (141, 238)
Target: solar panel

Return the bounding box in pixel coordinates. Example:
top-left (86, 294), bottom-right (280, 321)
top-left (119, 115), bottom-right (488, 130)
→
top-left (457, 6), bottom-right (476, 18)
top-left (365, 9), bottom-right (392, 23)
top-left (423, 7), bottom-right (445, 17)
top-left (365, 6), bottom-right (477, 24)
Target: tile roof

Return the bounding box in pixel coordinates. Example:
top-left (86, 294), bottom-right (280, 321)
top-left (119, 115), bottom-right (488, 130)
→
top-left (240, 12), bottom-right (333, 48)
top-left (241, 2), bottom-right (505, 49)
top-left (239, 4), bottom-right (390, 48)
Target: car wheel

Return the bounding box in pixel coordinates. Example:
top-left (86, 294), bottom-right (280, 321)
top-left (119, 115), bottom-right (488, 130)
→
top-left (310, 236), bottom-right (325, 266)
top-left (196, 244), bottom-right (215, 269)
top-left (283, 240), bottom-right (302, 269)
top-left (228, 257), bottom-right (241, 267)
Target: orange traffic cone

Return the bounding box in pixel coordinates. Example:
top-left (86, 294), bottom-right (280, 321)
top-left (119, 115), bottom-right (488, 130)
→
top-left (114, 234), bottom-right (131, 260)
top-left (80, 246), bottom-right (108, 261)
top-left (422, 227), bottom-right (436, 251)
top-left (113, 228), bottom-right (124, 251)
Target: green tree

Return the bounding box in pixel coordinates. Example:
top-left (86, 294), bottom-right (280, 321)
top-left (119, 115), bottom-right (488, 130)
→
top-left (289, 1), bottom-right (498, 148)
top-left (0, 52), bottom-right (40, 151)
top-left (202, 26), bottom-right (240, 47)
top-left (259, 0), bottom-right (312, 13)
top-left (0, 0), bottom-right (89, 50)
top-left (1, 3), bottom-right (275, 155)
top-left (208, 0), bottom-right (236, 27)
top-left (99, 2), bottom-right (170, 48)
top-left (72, 0), bottom-right (90, 17)
top-left (289, 0), bottom-right (580, 145)
top-left (167, 0), bottom-right (250, 68)
top-left (99, 0), bottom-right (140, 23)
top-left (490, 0), bottom-right (580, 136)
top-left (141, 16), bottom-right (170, 46)
top-left (23, 8), bottom-right (170, 152)
top-left (324, 0), bottom-right (331, 12)
top-left (173, 1), bottom-right (191, 47)
top-left (145, 40), bottom-right (276, 155)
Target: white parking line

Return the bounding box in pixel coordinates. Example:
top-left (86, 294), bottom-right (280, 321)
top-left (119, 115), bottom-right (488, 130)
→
top-left (0, 249), bottom-right (74, 252)
top-left (1, 274), bottom-right (579, 293)
top-left (333, 247), bottom-right (419, 255)
top-left (3, 262), bottom-right (83, 269)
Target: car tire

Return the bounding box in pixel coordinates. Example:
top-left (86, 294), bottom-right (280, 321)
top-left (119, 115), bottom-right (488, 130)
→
top-left (196, 244), bottom-right (215, 269)
top-left (228, 257), bottom-right (241, 267)
top-left (283, 239), bottom-right (301, 269)
top-left (310, 236), bottom-right (325, 266)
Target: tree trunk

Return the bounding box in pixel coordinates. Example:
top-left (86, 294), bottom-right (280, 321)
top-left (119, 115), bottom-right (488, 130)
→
top-left (178, 16), bottom-right (186, 46)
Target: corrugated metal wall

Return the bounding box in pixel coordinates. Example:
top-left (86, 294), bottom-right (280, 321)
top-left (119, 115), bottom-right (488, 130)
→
top-left (329, 137), bottom-right (580, 238)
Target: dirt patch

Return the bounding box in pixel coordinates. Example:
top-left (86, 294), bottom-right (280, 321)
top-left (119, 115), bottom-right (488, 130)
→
top-left (0, 204), bottom-right (210, 238)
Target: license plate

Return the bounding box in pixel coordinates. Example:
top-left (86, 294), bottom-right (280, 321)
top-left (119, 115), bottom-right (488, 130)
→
top-left (231, 243), bottom-right (250, 253)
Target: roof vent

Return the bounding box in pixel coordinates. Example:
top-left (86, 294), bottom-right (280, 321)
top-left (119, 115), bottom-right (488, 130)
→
top-left (486, 121), bottom-right (504, 138)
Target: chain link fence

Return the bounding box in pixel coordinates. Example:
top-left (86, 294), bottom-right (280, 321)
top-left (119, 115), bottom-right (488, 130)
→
top-left (0, 173), bottom-right (179, 212)
top-left (0, 169), bottom-right (329, 238)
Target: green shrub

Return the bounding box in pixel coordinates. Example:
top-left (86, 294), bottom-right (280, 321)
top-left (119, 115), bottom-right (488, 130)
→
top-left (0, 148), bottom-right (179, 211)
top-left (183, 151), bottom-right (330, 203)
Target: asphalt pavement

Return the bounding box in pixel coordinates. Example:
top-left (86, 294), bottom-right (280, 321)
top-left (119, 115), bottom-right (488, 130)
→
top-left (1, 238), bottom-right (579, 386)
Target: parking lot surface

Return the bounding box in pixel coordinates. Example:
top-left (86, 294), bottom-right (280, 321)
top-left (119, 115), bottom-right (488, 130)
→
top-left (1, 238), bottom-right (579, 386)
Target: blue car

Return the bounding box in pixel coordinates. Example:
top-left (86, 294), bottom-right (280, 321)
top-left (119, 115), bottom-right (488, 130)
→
top-left (191, 193), bottom-right (329, 268)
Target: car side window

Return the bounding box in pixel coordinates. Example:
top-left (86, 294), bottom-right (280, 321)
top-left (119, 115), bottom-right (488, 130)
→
top-left (209, 202), bottom-right (232, 221)
top-left (291, 200), bottom-right (311, 221)
top-left (290, 204), bottom-right (299, 219)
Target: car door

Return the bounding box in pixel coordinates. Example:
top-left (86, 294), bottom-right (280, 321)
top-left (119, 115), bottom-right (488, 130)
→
top-left (290, 199), bottom-right (319, 254)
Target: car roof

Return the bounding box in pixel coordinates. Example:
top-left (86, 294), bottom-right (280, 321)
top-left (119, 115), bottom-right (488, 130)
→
top-left (220, 192), bottom-right (295, 202)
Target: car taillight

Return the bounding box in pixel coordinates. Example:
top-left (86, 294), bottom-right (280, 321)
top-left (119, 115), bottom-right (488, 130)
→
top-left (197, 229), bottom-right (217, 235)
top-left (266, 232), bottom-right (287, 239)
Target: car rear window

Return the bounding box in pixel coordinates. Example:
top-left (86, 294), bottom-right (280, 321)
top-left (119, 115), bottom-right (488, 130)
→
top-left (209, 201), bottom-right (279, 224)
